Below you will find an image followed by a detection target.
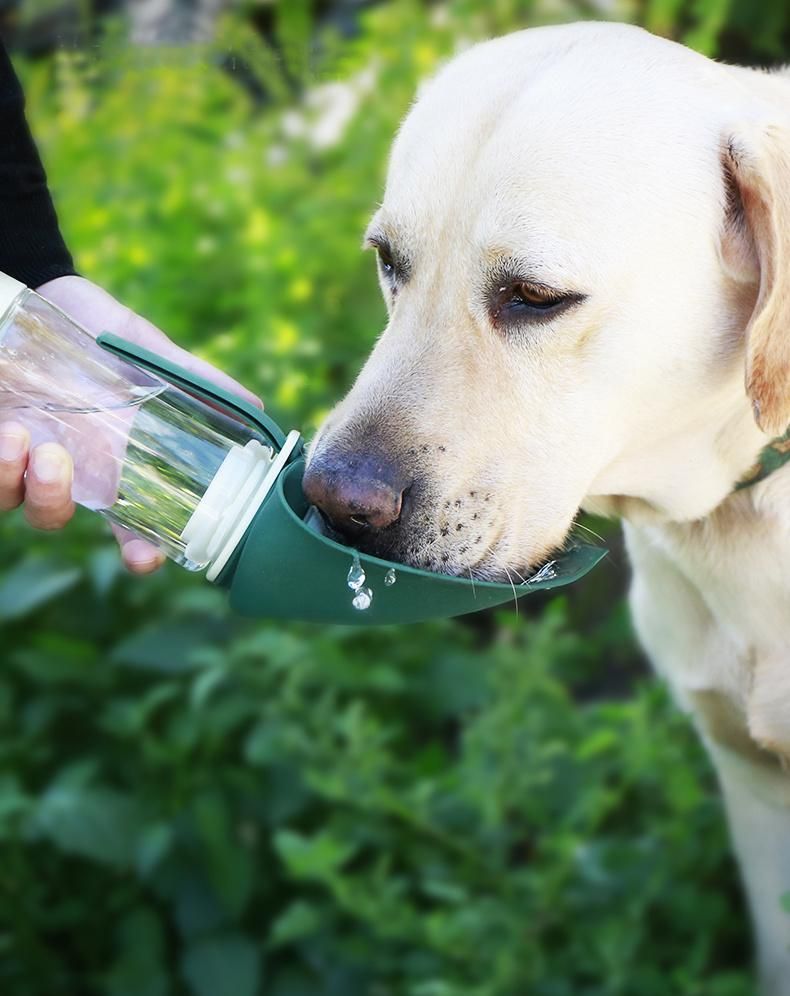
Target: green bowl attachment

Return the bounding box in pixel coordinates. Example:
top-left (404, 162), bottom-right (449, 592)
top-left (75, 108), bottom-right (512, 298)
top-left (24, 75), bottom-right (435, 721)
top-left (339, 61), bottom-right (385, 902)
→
top-left (98, 332), bottom-right (607, 625)
top-left (221, 459), bottom-right (606, 625)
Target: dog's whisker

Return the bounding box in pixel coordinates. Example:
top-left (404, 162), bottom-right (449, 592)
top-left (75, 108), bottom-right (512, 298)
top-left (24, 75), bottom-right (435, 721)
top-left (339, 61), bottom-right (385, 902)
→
top-left (504, 565), bottom-right (519, 616)
top-left (571, 519), bottom-right (606, 544)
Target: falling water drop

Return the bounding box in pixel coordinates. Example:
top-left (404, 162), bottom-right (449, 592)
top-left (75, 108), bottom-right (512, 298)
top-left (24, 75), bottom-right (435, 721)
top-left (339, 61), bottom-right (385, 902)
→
top-left (384, 568), bottom-right (397, 587)
top-left (352, 586), bottom-right (373, 611)
top-left (347, 553), bottom-right (366, 591)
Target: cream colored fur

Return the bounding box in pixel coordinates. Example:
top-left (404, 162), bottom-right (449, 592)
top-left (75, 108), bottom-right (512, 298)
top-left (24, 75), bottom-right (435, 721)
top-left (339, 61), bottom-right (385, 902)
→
top-left (309, 23), bottom-right (790, 992)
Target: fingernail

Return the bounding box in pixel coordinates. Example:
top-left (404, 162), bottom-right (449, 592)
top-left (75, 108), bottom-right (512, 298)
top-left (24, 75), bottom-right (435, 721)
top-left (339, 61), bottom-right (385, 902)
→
top-left (31, 444), bottom-right (72, 485)
top-left (124, 539), bottom-right (165, 574)
top-left (0, 425), bottom-right (27, 462)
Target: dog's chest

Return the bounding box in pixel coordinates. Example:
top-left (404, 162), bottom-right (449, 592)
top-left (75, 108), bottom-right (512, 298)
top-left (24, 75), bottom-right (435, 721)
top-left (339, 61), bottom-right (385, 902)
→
top-left (625, 482), bottom-right (790, 758)
top-left (656, 519), bottom-right (790, 652)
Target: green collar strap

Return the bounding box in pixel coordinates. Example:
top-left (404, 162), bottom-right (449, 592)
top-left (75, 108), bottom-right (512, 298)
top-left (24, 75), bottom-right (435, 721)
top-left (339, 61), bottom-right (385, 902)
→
top-left (734, 425), bottom-right (790, 492)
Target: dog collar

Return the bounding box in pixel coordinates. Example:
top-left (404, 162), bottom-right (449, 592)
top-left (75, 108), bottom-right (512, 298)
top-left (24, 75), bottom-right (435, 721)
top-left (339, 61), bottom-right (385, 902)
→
top-left (734, 426), bottom-right (790, 492)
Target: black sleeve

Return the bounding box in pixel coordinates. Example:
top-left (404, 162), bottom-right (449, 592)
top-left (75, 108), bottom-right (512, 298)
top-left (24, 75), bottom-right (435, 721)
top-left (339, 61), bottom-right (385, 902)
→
top-left (0, 40), bottom-right (75, 288)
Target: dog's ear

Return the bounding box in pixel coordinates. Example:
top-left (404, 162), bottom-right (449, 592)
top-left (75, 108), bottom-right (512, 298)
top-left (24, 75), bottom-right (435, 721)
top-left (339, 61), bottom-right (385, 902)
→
top-left (723, 127), bottom-right (790, 436)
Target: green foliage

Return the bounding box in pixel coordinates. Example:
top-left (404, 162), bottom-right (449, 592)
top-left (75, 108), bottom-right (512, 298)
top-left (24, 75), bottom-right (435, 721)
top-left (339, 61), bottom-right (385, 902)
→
top-left (3, 0), bottom-right (789, 993)
top-left (0, 555), bottom-right (753, 994)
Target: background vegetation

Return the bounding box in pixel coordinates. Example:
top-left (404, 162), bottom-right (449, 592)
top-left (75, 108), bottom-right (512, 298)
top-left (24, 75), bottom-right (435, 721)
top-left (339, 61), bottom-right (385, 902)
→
top-left (2, 1), bottom-right (788, 993)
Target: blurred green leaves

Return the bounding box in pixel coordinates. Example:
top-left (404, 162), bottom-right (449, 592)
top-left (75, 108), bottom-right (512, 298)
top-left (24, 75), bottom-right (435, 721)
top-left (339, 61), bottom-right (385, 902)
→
top-left (182, 931), bottom-right (263, 996)
top-left (29, 781), bottom-right (147, 868)
top-left (0, 555), bottom-right (82, 622)
top-left (0, 564), bottom-right (752, 994)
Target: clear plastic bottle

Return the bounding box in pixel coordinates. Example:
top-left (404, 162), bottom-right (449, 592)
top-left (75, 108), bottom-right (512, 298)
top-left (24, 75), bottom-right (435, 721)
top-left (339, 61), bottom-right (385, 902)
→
top-left (0, 272), bottom-right (287, 576)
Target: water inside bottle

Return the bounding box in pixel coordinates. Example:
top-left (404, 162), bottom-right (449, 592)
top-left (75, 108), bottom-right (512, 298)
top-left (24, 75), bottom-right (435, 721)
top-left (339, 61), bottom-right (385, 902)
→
top-left (103, 386), bottom-right (257, 569)
top-left (35, 384), bottom-right (166, 415)
top-left (7, 386), bottom-right (168, 511)
top-left (0, 296), bottom-right (165, 419)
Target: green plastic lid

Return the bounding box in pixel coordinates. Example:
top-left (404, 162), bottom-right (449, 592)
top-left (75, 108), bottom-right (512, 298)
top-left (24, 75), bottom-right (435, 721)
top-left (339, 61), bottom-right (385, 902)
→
top-left (98, 332), bottom-right (606, 625)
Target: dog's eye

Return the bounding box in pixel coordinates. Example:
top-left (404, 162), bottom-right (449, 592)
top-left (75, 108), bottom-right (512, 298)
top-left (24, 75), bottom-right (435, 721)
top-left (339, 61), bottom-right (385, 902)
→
top-left (376, 245), bottom-right (396, 280)
top-left (502, 282), bottom-right (565, 312)
top-left (364, 231), bottom-right (409, 288)
top-left (491, 281), bottom-right (583, 325)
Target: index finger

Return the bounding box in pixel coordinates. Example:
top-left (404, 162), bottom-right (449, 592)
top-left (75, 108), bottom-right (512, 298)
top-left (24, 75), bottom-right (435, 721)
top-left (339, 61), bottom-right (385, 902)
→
top-left (0, 422), bottom-right (30, 511)
top-left (24, 443), bottom-right (75, 530)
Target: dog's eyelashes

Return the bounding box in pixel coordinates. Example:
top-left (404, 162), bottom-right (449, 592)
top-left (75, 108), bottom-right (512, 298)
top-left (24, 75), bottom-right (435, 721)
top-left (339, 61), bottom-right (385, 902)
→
top-left (499, 282), bottom-right (567, 312)
top-left (490, 280), bottom-right (585, 327)
top-left (508, 283), bottom-right (563, 310)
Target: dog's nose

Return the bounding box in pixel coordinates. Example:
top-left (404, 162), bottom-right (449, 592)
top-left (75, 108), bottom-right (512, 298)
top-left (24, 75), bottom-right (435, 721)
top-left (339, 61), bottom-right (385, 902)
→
top-left (303, 451), bottom-right (408, 537)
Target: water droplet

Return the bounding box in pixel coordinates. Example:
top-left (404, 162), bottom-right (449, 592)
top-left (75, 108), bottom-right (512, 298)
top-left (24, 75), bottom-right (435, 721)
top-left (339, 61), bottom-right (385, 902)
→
top-left (347, 553), bottom-right (366, 591)
top-left (384, 568), bottom-right (397, 587)
top-left (352, 586), bottom-right (373, 611)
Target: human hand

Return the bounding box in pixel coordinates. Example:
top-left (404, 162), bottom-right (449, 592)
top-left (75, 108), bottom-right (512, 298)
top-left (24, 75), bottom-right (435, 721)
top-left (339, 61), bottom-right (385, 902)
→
top-left (0, 275), bottom-right (261, 574)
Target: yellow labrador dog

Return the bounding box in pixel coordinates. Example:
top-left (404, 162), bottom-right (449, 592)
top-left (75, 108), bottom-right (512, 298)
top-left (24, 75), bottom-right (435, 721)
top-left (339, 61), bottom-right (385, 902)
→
top-left (304, 21), bottom-right (790, 994)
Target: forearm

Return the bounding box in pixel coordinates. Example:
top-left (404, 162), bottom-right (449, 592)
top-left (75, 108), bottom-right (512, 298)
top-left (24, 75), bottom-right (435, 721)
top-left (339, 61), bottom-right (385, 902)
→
top-left (0, 40), bottom-right (74, 287)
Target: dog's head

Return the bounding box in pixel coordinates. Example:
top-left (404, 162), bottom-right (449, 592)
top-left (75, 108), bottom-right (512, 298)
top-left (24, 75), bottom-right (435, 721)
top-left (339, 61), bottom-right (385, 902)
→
top-left (304, 22), bottom-right (790, 581)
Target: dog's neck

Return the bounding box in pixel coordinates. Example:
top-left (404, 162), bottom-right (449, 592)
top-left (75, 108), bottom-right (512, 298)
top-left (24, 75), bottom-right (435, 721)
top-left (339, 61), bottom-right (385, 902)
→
top-left (583, 388), bottom-right (766, 525)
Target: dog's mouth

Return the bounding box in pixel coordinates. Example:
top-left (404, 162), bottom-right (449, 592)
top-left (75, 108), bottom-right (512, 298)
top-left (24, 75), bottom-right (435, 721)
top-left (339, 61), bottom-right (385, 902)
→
top-left (305, 485), bottom-right (571, 586)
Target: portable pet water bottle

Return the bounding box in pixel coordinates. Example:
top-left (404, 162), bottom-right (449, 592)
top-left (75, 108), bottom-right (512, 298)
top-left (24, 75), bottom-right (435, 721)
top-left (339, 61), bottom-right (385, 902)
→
top-left (0, 271), bottom-right (606, 624)
top-left (0, 272), bottom-right (301, 580)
